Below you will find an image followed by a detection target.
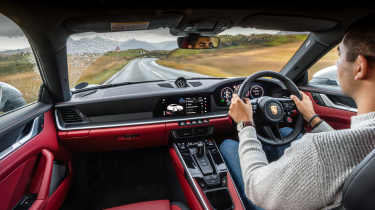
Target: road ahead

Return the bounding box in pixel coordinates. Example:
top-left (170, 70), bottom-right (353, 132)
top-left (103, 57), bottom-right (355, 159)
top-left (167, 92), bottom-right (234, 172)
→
top-left (105, 58), bottom-right (209, 84)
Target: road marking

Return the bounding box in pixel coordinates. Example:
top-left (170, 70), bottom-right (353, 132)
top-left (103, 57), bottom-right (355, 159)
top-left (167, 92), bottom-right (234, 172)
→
top-left (140, 59), bottom-right (169, 80)
top-left (150, 59), bottom-right (209, 78)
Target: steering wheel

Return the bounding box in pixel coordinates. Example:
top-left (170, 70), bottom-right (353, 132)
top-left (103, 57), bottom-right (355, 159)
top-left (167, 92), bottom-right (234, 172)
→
top-left (238, 71), bottom-right (304, 145)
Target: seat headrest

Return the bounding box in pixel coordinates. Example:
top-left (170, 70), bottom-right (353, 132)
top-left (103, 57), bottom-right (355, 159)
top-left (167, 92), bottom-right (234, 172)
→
top-left (342, 148), bottom-right (375, 210)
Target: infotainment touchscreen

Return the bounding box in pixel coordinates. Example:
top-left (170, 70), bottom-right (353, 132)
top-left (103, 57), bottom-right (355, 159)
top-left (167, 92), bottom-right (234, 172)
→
top-left (155, 95), bottom-right (209, 117)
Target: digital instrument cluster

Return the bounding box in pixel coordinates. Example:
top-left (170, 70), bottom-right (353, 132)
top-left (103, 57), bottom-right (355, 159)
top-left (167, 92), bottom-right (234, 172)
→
top-left (218, 83), bottom-right (265, 105)
top-left (155, 95), bottom-right (210, 117)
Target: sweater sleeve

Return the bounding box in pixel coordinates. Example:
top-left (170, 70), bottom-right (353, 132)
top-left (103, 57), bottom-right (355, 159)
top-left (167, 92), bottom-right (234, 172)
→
top-left (238, 127), bottom-right (325, 210)
top-left (311, 121), bottom-right (334, 133)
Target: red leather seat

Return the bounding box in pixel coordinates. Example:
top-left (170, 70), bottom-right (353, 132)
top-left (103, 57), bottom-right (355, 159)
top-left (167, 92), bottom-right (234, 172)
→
top-left (104, 200), bottom-right (188, 210)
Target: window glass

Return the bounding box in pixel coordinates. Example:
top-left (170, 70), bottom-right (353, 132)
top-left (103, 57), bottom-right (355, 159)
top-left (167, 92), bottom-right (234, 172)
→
top-left (0, 14), bottom-right (42, 115)
top-left (308, 46), bottom-right (339, 87)
top-left (67, 28), bottom-right (308, 90)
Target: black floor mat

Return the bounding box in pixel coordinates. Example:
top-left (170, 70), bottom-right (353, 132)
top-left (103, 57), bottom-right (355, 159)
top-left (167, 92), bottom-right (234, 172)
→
top-left (61, 147), bottom-right (185, 210)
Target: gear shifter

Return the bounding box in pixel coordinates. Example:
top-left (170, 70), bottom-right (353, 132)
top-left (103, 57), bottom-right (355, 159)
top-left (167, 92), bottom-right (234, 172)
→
top-left (192, 141), bottom-right (213, 175)
top-left (197, 142), bottom-right (205, 157)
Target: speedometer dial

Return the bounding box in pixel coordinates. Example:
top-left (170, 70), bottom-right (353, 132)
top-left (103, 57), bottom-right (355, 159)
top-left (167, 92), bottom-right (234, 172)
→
top-left (250, 85), bottom-right (264, 98)
top-left (220, 87), bottom-right (234, 103)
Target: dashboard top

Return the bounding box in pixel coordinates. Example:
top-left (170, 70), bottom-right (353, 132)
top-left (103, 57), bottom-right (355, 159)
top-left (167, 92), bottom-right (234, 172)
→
top-left (55, 77), bottom-right (288, 130)
top-left (57, 77), bottom-right (286, 107)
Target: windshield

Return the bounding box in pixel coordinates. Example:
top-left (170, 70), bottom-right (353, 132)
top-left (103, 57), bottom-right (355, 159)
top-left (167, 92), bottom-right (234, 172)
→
top-left (67, 28), bottom-right (308, 90)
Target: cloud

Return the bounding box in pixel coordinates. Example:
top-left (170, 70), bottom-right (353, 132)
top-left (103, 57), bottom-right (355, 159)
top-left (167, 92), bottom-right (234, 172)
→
top-left (0, 14), bottom-right (25, 37)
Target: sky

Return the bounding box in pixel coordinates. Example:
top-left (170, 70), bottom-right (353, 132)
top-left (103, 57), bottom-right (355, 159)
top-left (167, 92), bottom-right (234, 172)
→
top-left (0, 12), bottom-right (280, 51)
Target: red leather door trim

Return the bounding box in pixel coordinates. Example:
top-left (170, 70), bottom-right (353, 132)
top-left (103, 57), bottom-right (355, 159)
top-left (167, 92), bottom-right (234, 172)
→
top-left (0, 111), bottom-right (70, 180)
top-left (226, 173), bottom-right (244, 210)
top-left (0, 111), bottom-right (71, 210)
top-left (303, 92), bottom-right (356, 129)
top-left (44, 161), bottom-right (72, 210)
top-left (169, 148), bottom-right (204, 210)
top-left (0, 156), bottom-right (37, 210)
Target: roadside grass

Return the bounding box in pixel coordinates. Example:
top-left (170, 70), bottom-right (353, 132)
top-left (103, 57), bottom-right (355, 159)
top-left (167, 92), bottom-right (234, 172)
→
top-left (157, 42), bottom-right (306, 77)
top-left (74, 49), bottom-right (145, 86)
top-left (76, 55), bottom-right (129, 85)
top-left (1, 71), bottom-right (42, 103)
top-left (0, 54), bottom-right (34, 76)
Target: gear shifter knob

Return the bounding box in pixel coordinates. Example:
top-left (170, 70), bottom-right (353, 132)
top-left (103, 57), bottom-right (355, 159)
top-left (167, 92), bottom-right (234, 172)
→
top-left (197, 142), bottom-right (205, 157)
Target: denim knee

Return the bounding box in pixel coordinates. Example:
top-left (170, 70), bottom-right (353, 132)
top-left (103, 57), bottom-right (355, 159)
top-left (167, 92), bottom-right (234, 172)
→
top-left (219, 139), bottom-right (239, 154)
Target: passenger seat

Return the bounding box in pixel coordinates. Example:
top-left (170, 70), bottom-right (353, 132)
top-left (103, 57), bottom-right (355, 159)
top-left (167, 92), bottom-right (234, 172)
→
top-left (105, 200), bottom-right (189, 210)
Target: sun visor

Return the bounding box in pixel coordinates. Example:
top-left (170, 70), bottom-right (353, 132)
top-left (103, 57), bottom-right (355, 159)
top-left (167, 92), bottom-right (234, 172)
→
top-left (64, 14), bottom-right (183, 33)
top-left (241, 15), bottom-right (339, 32)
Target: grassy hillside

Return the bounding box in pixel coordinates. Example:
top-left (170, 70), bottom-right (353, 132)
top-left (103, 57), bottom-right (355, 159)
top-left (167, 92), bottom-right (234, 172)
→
top-left (0, 53), bottom-right (34, 76)
top-left (157, 34), bottom-right (310, 77)
top-left (0, 53), bottom-right (41, 103)
top-left (74, 49), bottom-right (146, 86)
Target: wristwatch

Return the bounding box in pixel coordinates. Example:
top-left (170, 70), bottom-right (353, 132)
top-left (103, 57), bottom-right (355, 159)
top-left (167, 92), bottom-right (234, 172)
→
top-left (237, 121), bottom-right (254, 132)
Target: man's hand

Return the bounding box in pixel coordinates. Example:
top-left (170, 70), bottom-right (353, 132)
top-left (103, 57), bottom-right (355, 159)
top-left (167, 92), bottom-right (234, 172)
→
top-left (290, 91), bottom-right (321, 127)
top-left (228, 94), bottom-right (253, 124)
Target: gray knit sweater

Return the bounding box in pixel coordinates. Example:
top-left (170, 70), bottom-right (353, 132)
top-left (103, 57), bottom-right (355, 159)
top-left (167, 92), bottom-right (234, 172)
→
top-left (238, 112), bottom-right (375, 210)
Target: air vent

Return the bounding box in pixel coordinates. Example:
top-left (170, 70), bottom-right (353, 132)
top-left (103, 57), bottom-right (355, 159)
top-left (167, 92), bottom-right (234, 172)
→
top-left (59, 108), bottom-right (83, 123)
top-left (189, 81), bottom-right (202, 87)
top-left (175, 77), bottom-right (189, 88)
top-left (158, 83), bottom-right (174, 88)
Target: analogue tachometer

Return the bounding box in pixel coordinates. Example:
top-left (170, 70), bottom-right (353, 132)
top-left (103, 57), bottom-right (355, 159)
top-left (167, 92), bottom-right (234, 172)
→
top-left (250, 85), bottom-right (264, 98)
top-left (220, 87), bottom-right (234, 103)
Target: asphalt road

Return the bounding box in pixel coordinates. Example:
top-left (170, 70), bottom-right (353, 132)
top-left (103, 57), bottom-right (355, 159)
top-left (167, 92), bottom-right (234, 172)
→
top-left (105, 58), bottom-right (209, 84)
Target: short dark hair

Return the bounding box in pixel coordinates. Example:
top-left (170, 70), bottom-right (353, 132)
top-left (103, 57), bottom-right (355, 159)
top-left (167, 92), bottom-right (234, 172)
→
top-left (343, 16), bottom-right (375, 63)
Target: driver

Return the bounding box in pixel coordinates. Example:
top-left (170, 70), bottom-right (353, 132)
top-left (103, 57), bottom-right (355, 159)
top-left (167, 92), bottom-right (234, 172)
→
top-left (220, 16), bottom-right (375, 210)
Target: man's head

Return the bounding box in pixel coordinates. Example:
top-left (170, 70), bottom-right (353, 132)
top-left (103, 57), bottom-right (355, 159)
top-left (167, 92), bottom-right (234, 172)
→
top-left (337, 16), bottom-right (375, 99)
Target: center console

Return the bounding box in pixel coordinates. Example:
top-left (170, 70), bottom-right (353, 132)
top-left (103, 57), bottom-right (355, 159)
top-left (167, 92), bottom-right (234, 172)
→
top-left (170, 125), bottom-right (244, 210)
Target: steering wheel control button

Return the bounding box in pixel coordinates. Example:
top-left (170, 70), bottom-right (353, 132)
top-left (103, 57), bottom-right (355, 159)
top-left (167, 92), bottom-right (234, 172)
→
top-left (286, 116), bottom-right (293, 123)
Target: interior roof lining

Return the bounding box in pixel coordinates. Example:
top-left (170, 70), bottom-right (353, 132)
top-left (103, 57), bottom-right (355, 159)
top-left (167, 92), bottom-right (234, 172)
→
top-left (63, 12), bottom-right (341, 35)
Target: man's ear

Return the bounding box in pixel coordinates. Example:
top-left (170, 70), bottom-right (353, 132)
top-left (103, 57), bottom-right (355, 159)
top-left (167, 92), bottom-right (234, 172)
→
top-left (354, 55), bottom-right (369, 80)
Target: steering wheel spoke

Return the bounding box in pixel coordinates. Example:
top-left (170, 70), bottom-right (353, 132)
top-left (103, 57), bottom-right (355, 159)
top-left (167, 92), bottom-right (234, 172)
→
top-left (263, 123), bottom-right (282, 141)
top-left (250, 98), bottom-right (258, 113)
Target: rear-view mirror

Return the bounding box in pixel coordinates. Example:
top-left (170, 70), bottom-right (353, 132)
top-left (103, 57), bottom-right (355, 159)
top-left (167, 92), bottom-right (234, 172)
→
top-left (178, 35), bottom-right (220, 49)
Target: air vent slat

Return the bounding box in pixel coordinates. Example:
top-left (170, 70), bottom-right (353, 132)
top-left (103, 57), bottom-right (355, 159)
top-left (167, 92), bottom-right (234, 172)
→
top-left (189, 82), bottom-right (202, 87)
top-left (158, 83), bottom-right (174, 88)
top-left (60, 108), bottom-right (83, 123)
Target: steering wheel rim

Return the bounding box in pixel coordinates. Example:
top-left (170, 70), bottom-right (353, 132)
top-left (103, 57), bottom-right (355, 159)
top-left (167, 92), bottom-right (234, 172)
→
top-left (238, 71), bottom-right (304, 145)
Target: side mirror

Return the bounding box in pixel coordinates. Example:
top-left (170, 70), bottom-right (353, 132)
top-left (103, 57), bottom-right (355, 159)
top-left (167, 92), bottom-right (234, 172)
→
top-left (177, 35), bottom-right (220, 49)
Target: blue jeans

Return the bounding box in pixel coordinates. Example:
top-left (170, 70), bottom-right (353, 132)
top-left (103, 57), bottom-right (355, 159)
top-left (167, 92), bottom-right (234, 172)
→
top-left (219, 127), bottom-right (300, 210)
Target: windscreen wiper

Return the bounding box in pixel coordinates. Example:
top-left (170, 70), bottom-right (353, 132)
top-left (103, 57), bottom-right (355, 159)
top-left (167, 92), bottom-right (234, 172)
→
top-left (72, 80), bottom-right (166, 94)
top-left (188, 77), bottom-right (227, 80)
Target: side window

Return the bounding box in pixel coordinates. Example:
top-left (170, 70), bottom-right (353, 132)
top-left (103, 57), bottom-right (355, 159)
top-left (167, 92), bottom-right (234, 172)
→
top-left (308, 46), bottom-right (357, 110)
top-left (308, 46), bottom-right (339, 87)
top-left (0, 14), bottom-right (42, 116)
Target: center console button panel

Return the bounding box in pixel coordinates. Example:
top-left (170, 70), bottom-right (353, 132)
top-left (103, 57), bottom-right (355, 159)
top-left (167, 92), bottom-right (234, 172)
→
top-left (174, 138), bottom-right (242, 209)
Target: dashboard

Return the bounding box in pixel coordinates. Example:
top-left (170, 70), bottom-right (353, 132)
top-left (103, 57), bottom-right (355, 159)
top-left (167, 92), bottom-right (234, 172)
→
top-left (55, 77), bottom-right (289, 130)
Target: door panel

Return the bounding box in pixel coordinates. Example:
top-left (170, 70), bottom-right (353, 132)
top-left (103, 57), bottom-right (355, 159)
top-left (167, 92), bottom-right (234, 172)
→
top-left (0, 110), bottom-right (71, 210)
top-left (301, 86), bottom-right (356, 129)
